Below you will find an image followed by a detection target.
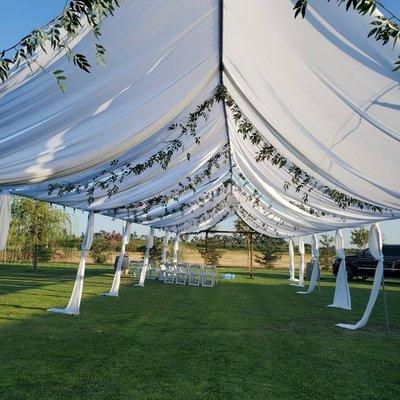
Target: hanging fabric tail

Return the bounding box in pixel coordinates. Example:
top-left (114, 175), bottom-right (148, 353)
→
top-left (337, 223), bottom-right (384, 330)
top-left (291, 237), bottom-right (305, 287)
top-left (328, 229), bottom-right (351, 310)
top-left (102, 221), bottom-right (131, 297)
top-left (298, 234), bottom-right (319, 294)
top-left (288, 238), bottom-right (297, 282)
top-left (161, 231), bottom-right (170, 267)
top-left (172, 233), bottom-right (180, 264)
top-left (0, 195), bottom-right (11, 251)
top-left (48, 212), bottom-right (95, 316)
top-left (137, 227), bottom-right (155, 287)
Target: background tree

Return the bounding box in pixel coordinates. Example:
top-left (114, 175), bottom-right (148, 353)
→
top-left (90, 232), bottom-right (113, 264)
top-left (196, 226), bottom-right (225, 266)
top-left (137, 238), bottom-right (163, 264)
top-left (319, 234), bottom-right (335, 271)
top-left (350, 227), bottom-right (369, 250)
top-left (8, 197), bottom-right (70, 271)
top-left (255, 237), bottom-right (286, 269)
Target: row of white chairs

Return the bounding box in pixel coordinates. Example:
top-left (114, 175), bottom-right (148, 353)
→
top-left (129, 261), bottom-right (217, 287)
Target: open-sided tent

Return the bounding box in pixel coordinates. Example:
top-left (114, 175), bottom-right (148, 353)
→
top-left (0, 0), bottom-right (399, 326)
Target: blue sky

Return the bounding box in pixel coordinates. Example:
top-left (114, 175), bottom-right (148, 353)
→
top-left (0, 1), bottom-right (399, 245)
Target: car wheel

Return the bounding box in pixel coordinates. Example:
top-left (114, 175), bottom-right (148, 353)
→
top-left (347, 267), bottom-right (355, 281)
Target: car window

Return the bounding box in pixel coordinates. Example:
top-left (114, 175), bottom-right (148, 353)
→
top-left (361, 249), bottom-right (372, 257)
top-left (383, 246), bottom-right (400, 257)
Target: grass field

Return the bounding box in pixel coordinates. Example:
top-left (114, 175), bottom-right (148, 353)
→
top-left (0, 263), bottom-right (399, 400)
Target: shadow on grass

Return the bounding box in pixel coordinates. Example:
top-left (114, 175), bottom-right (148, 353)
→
top-left (0, 265), bottom-right (399, 399)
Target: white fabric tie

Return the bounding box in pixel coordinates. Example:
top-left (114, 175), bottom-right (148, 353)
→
top-left (337, 223), bottom-right (383, 330)
top-left (298, 234), bottom-right (319, 294)
top-left (137, 227), bottom-right (155, 287)
top-left (291, 237), bottom-right (305, 287)
top-left (161, 231), bottom-right (170, 267)
top-left (0, 195), bottom-right (11, 251)
top-left (102, 221), bottom-right (131, 297)
top-left (172, 233), bottom-right (180, 264)
top-left (48, 212), bottom-right (95, 316)
top-left (288, 238), bottom-right (296, 282)
top-left (328, 229), bottom-right (351, 310)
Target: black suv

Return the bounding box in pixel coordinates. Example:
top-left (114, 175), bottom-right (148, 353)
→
top-left (332, 245), bottom-right (400, 280)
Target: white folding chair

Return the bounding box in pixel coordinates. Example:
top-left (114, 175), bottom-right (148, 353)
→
top-left (164, 264), bottom-right (176, 284)
top-left (175, 264), bottom-right (188, 285)
top-left (188, 264), bottom-right (202, 286)
top-left (201, 265), bottom-right (216, 287)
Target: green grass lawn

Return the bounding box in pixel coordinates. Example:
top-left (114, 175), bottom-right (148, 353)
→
top-left (0, 263), bottom-right (399, 400)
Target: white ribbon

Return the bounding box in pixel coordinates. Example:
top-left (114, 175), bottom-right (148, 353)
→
top-left (288, 238), bottom-right (296, 282)
top-left (291, 237), bottom-right (305, 287)
top-left (0, 194), bottom-right (11, 251)
top-left (328, 229), bottom-right (351, 310)
top-left (137, 227), bottom-right (155, 287)
top-left (102, 221), bottom-right (131, 297)
top-left (337, 223), bottom-right (383, 330)
top-left (48, 211), bottom-right (95, 316)
top-left (298, 234), bottom-right (319, 294)
top-left (172, 233), bottom-right (180, 264)
top-left (161, 231), bottom-right (170, 267)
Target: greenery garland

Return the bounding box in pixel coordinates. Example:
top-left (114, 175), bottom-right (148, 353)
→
top-left (111, 179), bottom-right (231, 223)
top-left (0, 0), bottom-right (121, 92)
top-left (221, 86), bottom-right (386, 214)
top-left (48, 90), bottom-right (227, 203)
top-left (293, 0), bottom-right (400, 71)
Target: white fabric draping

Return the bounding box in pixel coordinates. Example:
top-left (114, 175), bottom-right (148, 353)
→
top-left (224, 0), bottom-right (400, 212)
top-left (291, 237), bottom-right (305, 287)
top-left (48, 211), bottom-right (95, 315)
top-left (288, 238), bottom-right (296, 282)
top-left (0, 195), bottom-right (11, 251)
top-left (337, 223), bottom-right (384, 330)
top-left (0, 1), bottom-right (398, 245)
top-left (137, 227), bottom-right (155, 287)
top-left (161, 231), bottom-right (170, 266)
top-left (328, 229), bottom-right (351, 310)
top-left (102, 221), bottom-right (131, 297)
top-left (172, 234), bottom-right (180, 264)
top-left (298, 234), bottom-right (319, 294)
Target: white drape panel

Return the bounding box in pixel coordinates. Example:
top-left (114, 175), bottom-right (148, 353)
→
top-left (288, 238), bottom-right (296, 281)
top-left (337, 223), bottom-right (384, 330)
top-left (224, 0), bottom-right (400, 211)
top-left (102, 221), bottom-right (131, 297)
top-left (161, 231), bottom-right (170, 266)
top-left (137, 227), bottom-right (155, 287)
top-left (291, 237), bottom-right (305, 287)
top-left (48, 211), bottom-right (95, 316)
top-left (0, 195), bottom-right (11, 251)
top-left (172, 234), bottom-right (180, 264)
top-left (298, 234), bottom-right (319, 294)
top-left (328, 229), bottom-right (351, 310)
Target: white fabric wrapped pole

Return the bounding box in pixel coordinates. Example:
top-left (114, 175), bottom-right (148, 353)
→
top-left (48, 212), bottom-right (95, 316)
top-left (328, 229), bottom-right (351, 310)
top-left (137, 227), bottom-right (155, 287)
top-left (298, 234), bottom-right (319, 294)
top-left (288, 238), bottom-right (296, 282)
top-left (291, 237), bottom-right (305, 287)
top-left (337, 223), bottom-right (384, 330)
top-left (0, 195), bottom-right (11, 251)
top-left (172, 233), bottom-right (180, 264)
top-left (102, 221), bottom-right (131, 297)
top-left (161, 231), bottom-right (170, 266)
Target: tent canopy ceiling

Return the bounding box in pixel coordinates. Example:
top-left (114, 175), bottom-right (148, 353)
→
top-left (0, 0), bottom-right (399, 236)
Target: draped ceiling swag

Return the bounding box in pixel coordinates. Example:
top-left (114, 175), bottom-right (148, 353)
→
top-left (0, 0), bottom-right (399, 237)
